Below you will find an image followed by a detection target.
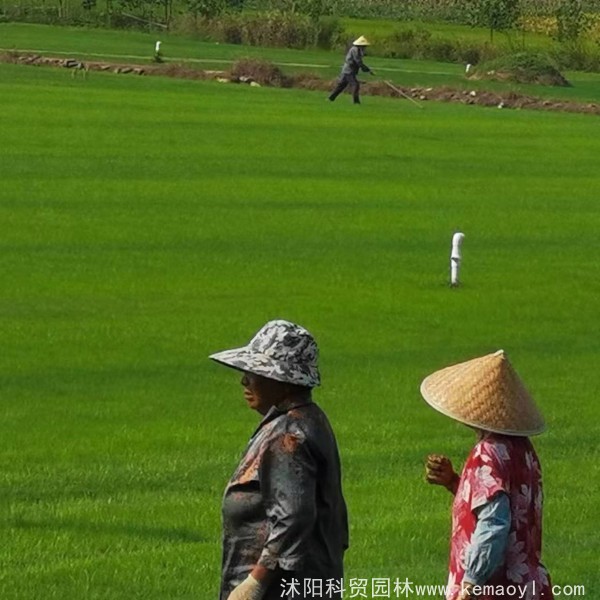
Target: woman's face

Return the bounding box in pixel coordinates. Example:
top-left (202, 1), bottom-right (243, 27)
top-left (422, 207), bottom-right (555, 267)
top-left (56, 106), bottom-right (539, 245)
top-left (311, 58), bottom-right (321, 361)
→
top-left (240, 372), bottom-right (282, 415)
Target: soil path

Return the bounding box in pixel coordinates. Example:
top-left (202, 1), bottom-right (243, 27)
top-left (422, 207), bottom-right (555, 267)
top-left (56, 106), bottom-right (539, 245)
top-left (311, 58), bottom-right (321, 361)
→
top-left (3, 51), bottom-right (599, 116)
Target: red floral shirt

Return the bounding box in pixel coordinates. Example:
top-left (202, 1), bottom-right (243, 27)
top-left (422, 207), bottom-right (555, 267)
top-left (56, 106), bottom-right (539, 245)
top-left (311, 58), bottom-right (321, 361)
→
top-left (447, 435), bottom-right (552, 600)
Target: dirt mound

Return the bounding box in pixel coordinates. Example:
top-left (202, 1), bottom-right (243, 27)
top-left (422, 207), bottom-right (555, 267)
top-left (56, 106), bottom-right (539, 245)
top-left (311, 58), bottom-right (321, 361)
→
top-left (473, 69), bottom-right (570, 86)
top-left (158, 63), bottom-right (212, 80)
top-left (230, 57), bottom-right (291, 87)
top-left (469, 52), bottom-right (571, 87)
top-left (292, 72), bottom-right (330, 92)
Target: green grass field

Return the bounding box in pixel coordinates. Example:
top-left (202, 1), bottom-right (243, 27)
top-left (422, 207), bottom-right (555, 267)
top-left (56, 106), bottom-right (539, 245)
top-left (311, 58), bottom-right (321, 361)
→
top-left (1, 35), bottom-right (599, 599)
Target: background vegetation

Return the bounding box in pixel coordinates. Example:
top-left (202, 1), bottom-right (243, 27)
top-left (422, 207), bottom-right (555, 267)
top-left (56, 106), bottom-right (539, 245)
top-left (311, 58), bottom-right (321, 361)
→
top-left (1, 50), bottom-right (599, 597)
top-left (3, 0), bottom-right (600, 69)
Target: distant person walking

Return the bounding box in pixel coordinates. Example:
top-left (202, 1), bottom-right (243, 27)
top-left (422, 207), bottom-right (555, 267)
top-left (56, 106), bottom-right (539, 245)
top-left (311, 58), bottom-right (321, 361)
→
top-left (328, 36), bottom-right (374, 104)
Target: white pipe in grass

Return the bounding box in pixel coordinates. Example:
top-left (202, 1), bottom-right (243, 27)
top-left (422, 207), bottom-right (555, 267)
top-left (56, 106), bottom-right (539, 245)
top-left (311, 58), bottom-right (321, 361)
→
top-left (155, 41), bottom-right (162, 54)
top-left (450, 232), bottom-right (465, 287)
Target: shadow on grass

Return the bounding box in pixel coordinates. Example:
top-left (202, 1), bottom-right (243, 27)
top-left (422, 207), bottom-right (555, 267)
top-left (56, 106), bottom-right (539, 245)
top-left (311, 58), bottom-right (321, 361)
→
top-left (6, 515), bottom-right (206, 543)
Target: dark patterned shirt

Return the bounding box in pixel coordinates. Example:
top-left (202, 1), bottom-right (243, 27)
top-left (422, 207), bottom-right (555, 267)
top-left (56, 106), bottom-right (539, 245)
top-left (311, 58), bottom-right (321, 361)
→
top-left (220, 399), bottom-right (348, 600)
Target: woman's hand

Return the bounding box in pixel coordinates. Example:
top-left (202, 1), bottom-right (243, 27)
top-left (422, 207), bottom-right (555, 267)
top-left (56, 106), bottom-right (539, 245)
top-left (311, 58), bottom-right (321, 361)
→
top-left (458, 581), bottom-right (478, 599)
top-left (227, 575), bottom-right (266, 600)
top-left (425, 454), bottom-right (459, 493)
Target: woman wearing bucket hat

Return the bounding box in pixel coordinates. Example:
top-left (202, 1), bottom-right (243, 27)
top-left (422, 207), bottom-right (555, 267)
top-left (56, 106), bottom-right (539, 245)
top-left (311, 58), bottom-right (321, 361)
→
top-left (328, 35), bottom-right (374, 104)
top-left (210, 320), bottom-right (348, 600)
top-left (421, 350), bottom-right (553, 600)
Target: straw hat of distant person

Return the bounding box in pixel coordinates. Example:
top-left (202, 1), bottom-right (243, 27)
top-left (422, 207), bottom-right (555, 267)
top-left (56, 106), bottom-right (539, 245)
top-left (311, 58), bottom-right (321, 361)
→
top-left (420, 350), bottom-right (546, 436)
top-left (353, 36), bottom-right (370, 46)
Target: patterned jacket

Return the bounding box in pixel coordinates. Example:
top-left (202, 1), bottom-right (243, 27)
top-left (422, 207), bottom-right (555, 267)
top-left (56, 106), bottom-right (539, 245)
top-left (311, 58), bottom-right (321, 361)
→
top-left (447, 434), bottom-right (553, 600)
top-left (220, 399), bottom-right (348, 600)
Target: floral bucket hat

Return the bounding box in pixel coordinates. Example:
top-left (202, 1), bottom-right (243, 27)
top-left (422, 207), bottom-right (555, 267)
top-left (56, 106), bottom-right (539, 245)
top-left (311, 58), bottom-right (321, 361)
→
top-left (209, 320), bottom-right (320, 388)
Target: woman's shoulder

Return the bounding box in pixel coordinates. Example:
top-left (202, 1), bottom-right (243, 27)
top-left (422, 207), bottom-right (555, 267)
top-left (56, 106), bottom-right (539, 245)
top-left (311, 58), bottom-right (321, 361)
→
top-left (272, 402), bottom-right (328, 442)
top-left (474, 433), bottom-right (533, 463)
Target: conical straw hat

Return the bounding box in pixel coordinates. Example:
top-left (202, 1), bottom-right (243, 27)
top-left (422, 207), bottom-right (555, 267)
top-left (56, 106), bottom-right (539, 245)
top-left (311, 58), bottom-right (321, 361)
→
top-left (353, 36), bottom-right (370, 46)
top-left (420, 350), bottom-right (546, 436)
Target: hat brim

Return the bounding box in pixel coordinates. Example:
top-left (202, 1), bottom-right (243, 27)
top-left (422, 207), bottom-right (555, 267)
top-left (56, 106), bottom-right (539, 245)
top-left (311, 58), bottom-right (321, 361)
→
top-left (420, 379), bottom-right (546, 436)
top-left (210, 346), bottom-right (320, 388)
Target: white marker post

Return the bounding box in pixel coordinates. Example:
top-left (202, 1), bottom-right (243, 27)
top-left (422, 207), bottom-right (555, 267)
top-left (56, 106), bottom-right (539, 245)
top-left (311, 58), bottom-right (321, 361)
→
top-left (450, 232), bottom-right (465, 287)
top-left (153, 41), bottom-right (163, 63)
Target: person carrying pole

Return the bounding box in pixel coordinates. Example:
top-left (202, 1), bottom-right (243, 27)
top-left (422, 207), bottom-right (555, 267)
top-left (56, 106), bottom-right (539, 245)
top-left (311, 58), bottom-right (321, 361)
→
top-left (328, 36), bottom-right (374, 104)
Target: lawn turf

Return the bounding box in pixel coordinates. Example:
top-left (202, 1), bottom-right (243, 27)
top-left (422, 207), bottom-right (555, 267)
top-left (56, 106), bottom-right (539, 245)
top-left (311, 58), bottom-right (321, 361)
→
top-left (1, 61), bottom-right (599, 598)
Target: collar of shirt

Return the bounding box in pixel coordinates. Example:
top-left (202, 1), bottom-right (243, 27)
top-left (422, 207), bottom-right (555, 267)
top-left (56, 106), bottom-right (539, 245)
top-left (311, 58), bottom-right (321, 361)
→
top-left (253, 398), bottom-right (313, 436)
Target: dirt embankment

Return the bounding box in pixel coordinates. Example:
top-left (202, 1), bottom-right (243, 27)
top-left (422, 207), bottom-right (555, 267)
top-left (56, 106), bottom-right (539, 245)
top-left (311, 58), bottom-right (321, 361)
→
top-left (3, 52), bottom-right (599, 116)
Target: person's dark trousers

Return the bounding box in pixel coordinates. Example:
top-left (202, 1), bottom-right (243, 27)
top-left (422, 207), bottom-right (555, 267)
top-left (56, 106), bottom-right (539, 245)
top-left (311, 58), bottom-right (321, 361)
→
top-left (329, 73), bottom-right (360, 104)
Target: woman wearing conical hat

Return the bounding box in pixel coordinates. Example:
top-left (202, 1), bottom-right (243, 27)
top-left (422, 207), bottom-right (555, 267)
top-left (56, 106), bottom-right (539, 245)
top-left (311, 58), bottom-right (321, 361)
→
top-left (422, 350), bottom-right (553, 600)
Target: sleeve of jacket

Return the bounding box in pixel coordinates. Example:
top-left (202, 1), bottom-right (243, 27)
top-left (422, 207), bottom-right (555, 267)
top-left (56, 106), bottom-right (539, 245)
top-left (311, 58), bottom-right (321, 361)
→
top-left (464, 492), bottom-right (511, 585)
top-left (354, 47), bottom-right (370, 72)
top-left (257, 428), bottom-right (318, 572)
